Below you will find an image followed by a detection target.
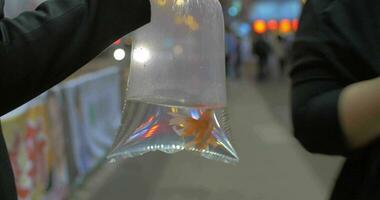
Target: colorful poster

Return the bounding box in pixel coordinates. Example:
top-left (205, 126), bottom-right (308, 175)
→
top-left (78, 67), bottom-right (121, 162)
top-left (44, 89), bottom-right (70, 200)
top-left (2, 96), bottom-right (52, 200)
top-left (62, 81), bottom-right (93, 177)
top-left (1, 66), bottom-right (122, 199)
top-left (62, 67), bottom-right (122, 178)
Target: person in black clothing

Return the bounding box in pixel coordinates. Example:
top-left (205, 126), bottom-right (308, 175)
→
top-left (0, 0), bottom-right (151, 199)
top-left (291, 0), bottom-right (380, 199)
top-left (253, 35), bottom-right (271, 80)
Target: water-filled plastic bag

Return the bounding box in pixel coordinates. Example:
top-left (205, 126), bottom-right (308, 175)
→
top-left (108, 0), bottom-right (239, 164)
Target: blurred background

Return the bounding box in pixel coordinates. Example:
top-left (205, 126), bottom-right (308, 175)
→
top-left (1, 0), bottom-right (344, 199)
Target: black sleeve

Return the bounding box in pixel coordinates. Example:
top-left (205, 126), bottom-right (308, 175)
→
top-left (0, 0), bottom-right (151, 116)
top-left (290, 0), bottom-right (350, 156)
top-left (291, 67), bottom-right (349, 156)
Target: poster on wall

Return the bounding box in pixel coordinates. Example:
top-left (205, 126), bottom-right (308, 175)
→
top-left (1, 66), bottom-right (122, 199)
top-left (1, 92), bottom-right (70, 200)
top-left (78, 67), bottom-right (122, 161)
top-left (62, 81), bottom-right (93, 177)
top-left (44, 89), bottom-right (70, 200)
top-left (2, 96), bottom-right (54, 200)
top-left (62, 67), bottom-right (122, 178)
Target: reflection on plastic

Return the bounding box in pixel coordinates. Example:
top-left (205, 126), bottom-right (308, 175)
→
top-left (132, 47), bottom-right (151, 63)
top-left (107, 100), bottom-right (239, 164)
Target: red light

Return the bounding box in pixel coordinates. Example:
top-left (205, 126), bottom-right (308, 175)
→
top-left (267, 20), bottom-right (278, 31)
top-left (253, 20), bottom-right (267, 34)
top-left (114, 39), bottom-right (122, 45)
top-left (279, 19), bottom-right (292, 34)
top-left (292, 19), bottom-right (299, 31)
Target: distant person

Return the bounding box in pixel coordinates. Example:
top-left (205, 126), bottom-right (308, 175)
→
top-left (225, 29), bottom-right (231, 77)
top-left (291, 0), bottom-right (380, 199)
top-left (252, 35), bottom-right (271, 80)
top-left (272, 35), bottom-right (286, 74)
top-left (225, 29), bottom-right (239, 79)
top-left (235, 37), bottom-right (242, 79)
top-left (0, 0), bottom-right (151, 199)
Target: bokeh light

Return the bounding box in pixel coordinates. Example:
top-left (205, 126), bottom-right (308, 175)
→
top-left (279, 19), bottom-right (291, 34)
top-left (292, 19), bottom-right (299, 31)
top-left (133, 47), bottom-right (151, 63)
top-left (253, 20), bottom-right (267, 34)
top-left (113, 48), bottom-right (126, 61)
top-left (267, 19), bottom-right (278, 31)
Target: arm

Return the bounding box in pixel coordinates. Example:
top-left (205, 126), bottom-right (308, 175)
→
top-left (0, 0), bottom-right (150, 116)
top-left (290, 0), bottom-right (348, 155)
top-left (290, 0), bottom-right (376, 155)
top-left (292, 61), bottom-right (380, 155)
top-left (291, 62), bottom-right (350, 155)
top-left (339, 78), bottom-right (380, 148)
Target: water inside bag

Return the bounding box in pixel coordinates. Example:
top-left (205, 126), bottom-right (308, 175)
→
top-left (107, 100), bottom-right (239, 164)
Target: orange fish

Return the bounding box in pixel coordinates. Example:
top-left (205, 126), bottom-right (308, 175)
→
top-left (169, 110), bottom-right (218, 150)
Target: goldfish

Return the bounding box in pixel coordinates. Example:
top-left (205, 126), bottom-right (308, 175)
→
top-left (169, 109), bottom-right (218, 150)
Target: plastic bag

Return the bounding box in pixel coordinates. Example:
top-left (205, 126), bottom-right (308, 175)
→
top-left (107, 0), bottom-right (239, 164)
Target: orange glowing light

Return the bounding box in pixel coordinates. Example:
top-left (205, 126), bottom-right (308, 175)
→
top-left (145, 124), bottom-right (160, 138)
top-left (279, 19), bottom-right (292, 34)
top-left (253, 20), bottom-right (267, 34)
top-left (267, 20), bottom-right (278, 31)
top-left (292, 19), bottom-right (299, 31)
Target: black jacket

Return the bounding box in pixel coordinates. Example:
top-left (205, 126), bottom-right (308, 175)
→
top-left (0, 0), bottom-right (151, 199)
top-left (291, 0), bottom-right (380, 199)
